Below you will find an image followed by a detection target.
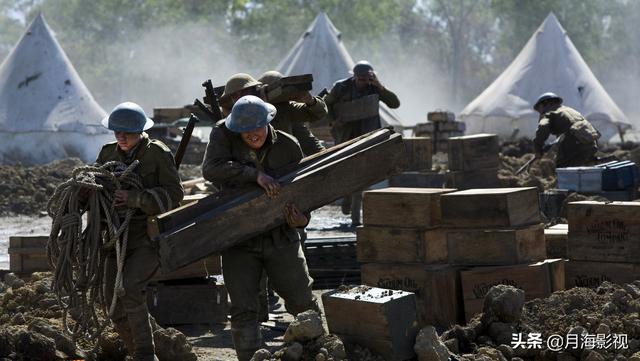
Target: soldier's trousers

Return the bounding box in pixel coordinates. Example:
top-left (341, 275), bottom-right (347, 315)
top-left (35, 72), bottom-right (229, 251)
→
top-left (104, 244), bottom-right (159, 361)
top-left (222, 236), bottom-right (319, 361)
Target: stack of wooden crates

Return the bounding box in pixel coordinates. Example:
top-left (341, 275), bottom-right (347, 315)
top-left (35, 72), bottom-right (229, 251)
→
top-left (389, 137), bottom-right (446, 188)
top-left (359, 187), bottom-right (565, 327)
top-left (414, 111), bottom-right (465, 153)
top-left (446, 134), bottom-right (500, 189)
top-left (564, 201), bottom-right (640, 287)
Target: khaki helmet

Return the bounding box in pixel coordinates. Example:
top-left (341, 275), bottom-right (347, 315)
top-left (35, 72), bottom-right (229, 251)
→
top-left (220, 73), bottom-right (262, 99)
top-left (258, 70), bottom-right (283, 87)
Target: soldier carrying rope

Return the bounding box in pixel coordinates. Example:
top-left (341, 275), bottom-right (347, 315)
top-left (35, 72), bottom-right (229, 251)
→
top-left (47, 102), bottom-right (184, 361)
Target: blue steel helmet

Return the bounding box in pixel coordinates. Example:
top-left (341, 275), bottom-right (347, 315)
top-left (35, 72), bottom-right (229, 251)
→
top-left (352, 60), bottom-right (374, 76)
top-left (225, 95), bottom-right (276, 133)
top-left (101, 102), bottom-right (154, 132)
top-left (533, 92), bottom-right (563, 110)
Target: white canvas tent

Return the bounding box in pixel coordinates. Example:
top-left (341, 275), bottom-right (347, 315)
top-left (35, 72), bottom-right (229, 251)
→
top-left (0, 14), bottom-right (109, 165)
top-left (460, 13), bottom-right (630, 141)
top-left (277, 12), bottom-right (407, 130)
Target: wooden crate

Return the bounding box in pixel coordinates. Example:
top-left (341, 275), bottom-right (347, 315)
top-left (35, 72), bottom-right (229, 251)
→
top-left (460, 259), bottom-right (565, 321)
top-left (441, 188), bottom-right (541, 229)
top-left (446, 224), bottom-right (546, 266)
top-left (361, 263), bottom-right (463, 327)
top-left (564, 260), bottom-right (640, 289)
top-left (8, 236), bottom-right (50, 274)
top-left (427, 111), bottom-right (455, 122)
top-left (147, 281), bottom-right (228, 325)
top-left (388, 171), bottom-right (447, 188)
top-left (567, 201), bottom-right (640, 263)
top-left (363, 188), bottom-right (456, 228)
top-left (357, 226), bottom-right (447, 264)
top-left (446, 167), bottom-right (499, 189)
top-left (323, 286), bottom-right (418, 361)
top-left (265, 74), bottom-right (313, 103)
top-left (402, 137), bottom-right (432, 171)
top-left (333, 95), bottom-right (380, 123)
top-left (545, 224), bottom-right (568, 259)
top-left (447, 134), bottom-right (499, 172)
top-left (151, 254), bottom-right (221, 282)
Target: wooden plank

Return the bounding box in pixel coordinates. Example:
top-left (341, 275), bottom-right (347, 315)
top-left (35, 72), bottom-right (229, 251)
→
top-left (403, 137), bottom-right (432, 171)
top-left (362, 188), bottom-right (456, 228)
top-left (356, 226), bottom-right (447, 264)
top-left (564, 260), bottom-right (640, 289)
top-left (361, 263), bottom-right (463, 328)
top-left (8, 236), bottom-right (50, 274)
top-left (333, 94), bottom-right (380, 122)
top-left (322, 286), bottom-right (418, 361)
top-left (441, 188), bottom-right (541, 228)
top-left (446, 168), bottom-right (499, 189)
top-left (147, 282), bottom-right (228, 325)
top-left (151, 255), bottom-right (221, 282)
top-left (447, 134), bottom-right (499, 171)
top-left (447, 224), bottom-right (546, 266)
top-left (567, 201), bottom-right (640, 263)
top-left (460, 259), bottom-right (565, 321)
top-left (157, 133), bottom-right (406, 271)
top-left (388, 171), bottom-right (447, 188)
top-left (545, 227), bottom-right (568, 259)
top-left (154, 128), bottom-right (396, 235)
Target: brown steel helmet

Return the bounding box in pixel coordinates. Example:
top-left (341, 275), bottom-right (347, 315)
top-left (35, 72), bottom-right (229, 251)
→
top-left (221, 73), bottom-right (262, 99)
top-left (258, 70), bottom-right (283, 87)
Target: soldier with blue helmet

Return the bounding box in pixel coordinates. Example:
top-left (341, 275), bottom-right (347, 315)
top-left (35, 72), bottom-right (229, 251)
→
top-left (202, 95), bottom-right (319, 361)
top-left (533, 92), bottom-right (600, 167)
top-left (97, 102), bottom-right (184, 361)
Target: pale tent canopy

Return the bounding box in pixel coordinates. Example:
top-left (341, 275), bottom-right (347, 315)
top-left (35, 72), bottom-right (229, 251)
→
top-left (276, 12), bottom-right (407, 130)
top-left (460, 13), bottom-right (630, 141)
top-left (0, 13), bottom-right (110, 165)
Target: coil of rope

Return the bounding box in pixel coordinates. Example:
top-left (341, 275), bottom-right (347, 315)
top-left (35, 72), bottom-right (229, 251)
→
top-left (46, 160), bottom-right (151, 350)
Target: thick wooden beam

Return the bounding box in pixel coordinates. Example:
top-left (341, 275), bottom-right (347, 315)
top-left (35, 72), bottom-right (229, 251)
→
top-left (157, 133), bottom-right (406, 271)
top-left (152, 128), bottom-right (395, 235)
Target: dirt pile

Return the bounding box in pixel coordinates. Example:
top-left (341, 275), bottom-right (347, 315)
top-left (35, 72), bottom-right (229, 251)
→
top-left (498, 153), bottom-right (557, 191)
top-left (0, 272), bottom-right (197, 361)
top-left (0, 158), bottom-right (85, 215)
top-left (438, 283), bottom-right (640, 360)
top-left (251, 310), bottom-right (385, 361)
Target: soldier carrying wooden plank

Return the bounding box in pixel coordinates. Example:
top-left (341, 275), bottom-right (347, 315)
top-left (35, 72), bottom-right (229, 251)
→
top-left (201, 95), bottom-right (320, 361)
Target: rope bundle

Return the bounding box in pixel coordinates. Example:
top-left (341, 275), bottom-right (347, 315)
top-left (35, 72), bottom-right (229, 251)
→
top-left (46, 160), bottom-right (142, 347)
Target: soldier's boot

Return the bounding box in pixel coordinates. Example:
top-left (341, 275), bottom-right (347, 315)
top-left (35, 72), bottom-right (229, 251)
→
top-left (340, 197), bottom-right (351, 215)
top-left (231, 322), bottom-right (262, 361)
top-left (125, 304), bottom-right (158, 361)
top-left (112, 317), bottom-right (135, 355)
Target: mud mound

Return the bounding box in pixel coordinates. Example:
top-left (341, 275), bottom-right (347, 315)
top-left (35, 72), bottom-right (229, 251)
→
top-left (0, 158), bottom-right (85, 216)
top-left (438, 282), bottom-right (640, 360)
top-left (178, 164), bottom-right (202, 181)
top-left (0, 272), bottom-right (197, 361)
top-left (498, 153), bottom-right (557, 192)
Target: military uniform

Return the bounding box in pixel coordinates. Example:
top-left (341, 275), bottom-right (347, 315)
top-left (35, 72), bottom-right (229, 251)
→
top-left (324, 77), bottom-right (400, 144)
top-left (534, 105), bottom-right (599, 167)
top-left (270, 97), bottom-right (327, 156)
top-left (324, 77), bottom-right (400, 224)
top-left (202, 124), bottom-right (318, 361)
top-left (96, 133), bottom-right (183, 361)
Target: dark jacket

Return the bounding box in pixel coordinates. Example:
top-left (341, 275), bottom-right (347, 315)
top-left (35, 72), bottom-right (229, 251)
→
top-left (271, 96), bottom-right (327, 156)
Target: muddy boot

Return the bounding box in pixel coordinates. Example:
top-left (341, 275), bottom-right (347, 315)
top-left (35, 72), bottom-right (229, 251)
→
top-left (112, 318), bottom-right (135, 355)
top-left (231, 322), bottom-right (262, 361)
top-left (125, 304), bottom-right (157, 361)
top-left (340, 197), bottom-right (351, 215)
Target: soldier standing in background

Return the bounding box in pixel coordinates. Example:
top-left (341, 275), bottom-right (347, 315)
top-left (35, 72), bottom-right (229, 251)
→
top-left (324, 60), bottom-right (400, 226)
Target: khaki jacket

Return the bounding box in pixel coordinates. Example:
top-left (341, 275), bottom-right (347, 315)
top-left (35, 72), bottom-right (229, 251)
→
top-left (271, 96), bottom-right (327, 156)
